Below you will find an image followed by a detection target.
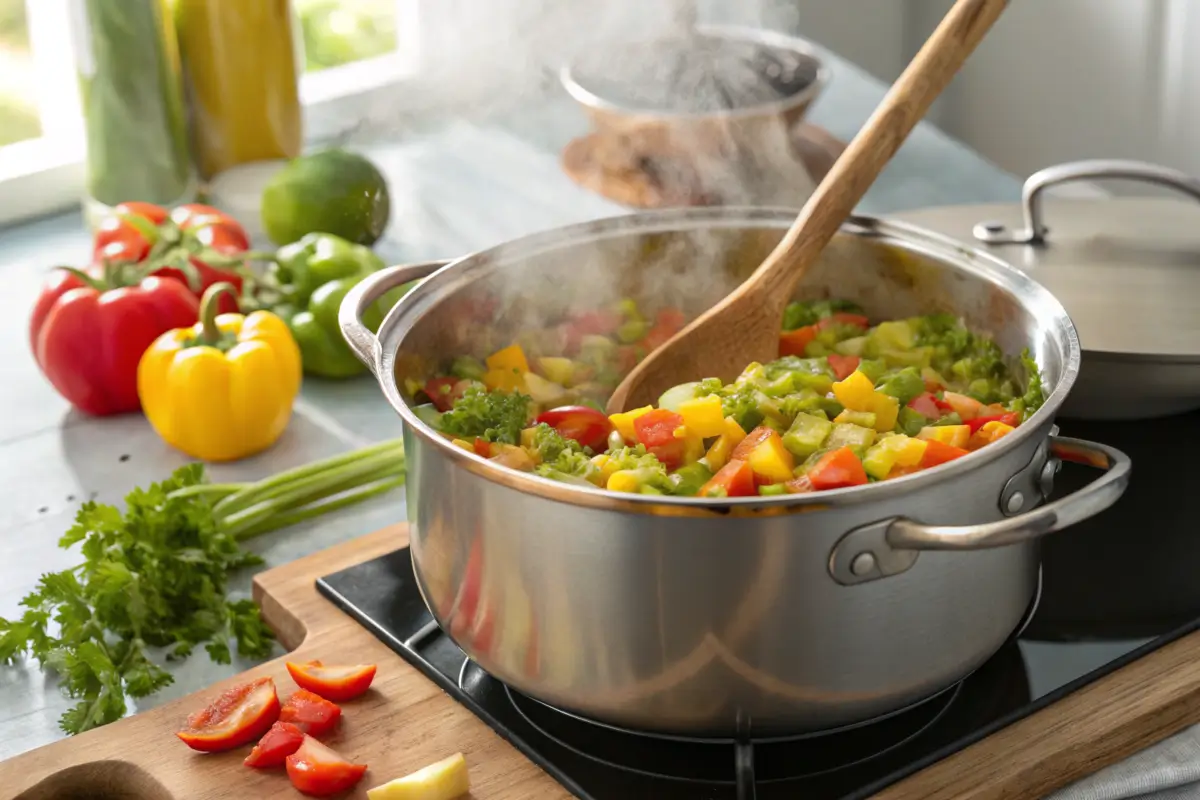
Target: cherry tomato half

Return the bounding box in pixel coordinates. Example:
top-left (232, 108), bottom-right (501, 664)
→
top-left (536, 405), bottom-right (614, 452)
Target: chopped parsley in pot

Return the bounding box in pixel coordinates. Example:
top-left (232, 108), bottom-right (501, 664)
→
top-left (408, 299), bottom-right (1046, 497)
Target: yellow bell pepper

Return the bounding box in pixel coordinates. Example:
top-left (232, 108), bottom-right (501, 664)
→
top-left (678, 395), bottom-right (726, 438)
top-left (486, 343), bottom-right (530, 374)
top-left (137, 283), bottom-right (301, 462)
top-left (832, 370), bottom-right (876, 411)
top-left (918, 424), bottom-right (971, 449)
top-left (967, 420), bottom-right (1016, 450)
top-left (745, 431), bottom-right (795, 483)
top-left (870, 392), bottom-right (900, 432)
top-left (609, 405), bottom-right (653, 441)
top-left (703, 417), bottom-right (748, 471)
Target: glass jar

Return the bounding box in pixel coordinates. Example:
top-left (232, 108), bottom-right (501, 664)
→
top-left (173, 0), bottom-right (303, 180)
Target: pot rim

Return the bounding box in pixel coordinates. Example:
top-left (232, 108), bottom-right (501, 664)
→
top-left (558, 23), bottom-right (831, 123)
top-left (375, 207), bottom-right (1081, 517)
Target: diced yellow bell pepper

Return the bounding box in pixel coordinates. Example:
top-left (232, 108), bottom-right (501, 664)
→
top-left (678, 395), bottom-right (726, 438)
top-left (486, 343), bottom-right (529, 374)
top-left (892, 435), bottom-right (928, 467)
top-left (918, 425), bottom-right (971, 448)
top-left (482, 367), bottom-right (527, 393)
top-left (609, 405), bottom-right (653, 441)
top-left (366, 752), bottom-right (470, 800)
top-left (537, 356), bottom-right (575, 386)
top-left (832, 370), bottom-right (876, 412)
top-left (862, 435), bottom-right (927, 480)
top-left (704, 417), bottom-right (748, 471)
top-left (591, 453), bottom-right (619, 481)
top-left (870, 392), bottom-right (900, 432)
top-left (967, 420), bottom-right (1016, 450)
top-left (607, 470), bottom-right (641, 493)
top-left (746, 431), bottom-right (795, 483)
top-left (520, 427), bottom-right (538, 449)
top-left (451, 438), bottom-right (474, 452)
top-left (834, 409), bottom-right (877, 428)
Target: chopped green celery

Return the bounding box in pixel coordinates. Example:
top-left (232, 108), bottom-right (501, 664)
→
top-left (897, 407), bottom-right (927, 437)
top-left (736, 362), bottom-right (768, 385)
top-left (867, 320), bottom-right (914, 353)
top-left (804, 341), bottom-right (830, 357)
top-left (721, 384), bottom-right (766, 430)
top-left (967, 378), bottom-right (999, 402)
top-left (765, 356), bottom-right (833, 380)
top-left (782, 299), bottom-right (864, 330)
top-left (861, 441), bottom-right (895, 480)
top-left (792, 372), bottom-right (834, 393)
top-left (670, 462), bottom-right (714, 496)
top-left (780, 392), bottom-right (842, 421)
top-left (696, 377), bottom-right (724, 396)
top-left (834, 336), bottom-right (867, 356)
top-left (856, 359), bottom-right (888, 383)
top-left (578, 334), bottom-right (616, 363)
top-left (879, 348), bottom-right (932, 369)
top-left (758, 483), bottom-right (788, 496)
top-left (658, 382), bottom-right (701, 412)
top-left (876, 367), bottom-right (925, 404)
top-left (616, 318), bottom-right (649, 344)
top-left (1018, 348), bottom-right (1045, 418)
top-left (827, 422), bottom-right (877, 451)
top-left (762, 373), bottom-right (796, 397)
top-left (640, 485), bottom-right (665, 495)
top-left (538, 357), bottom-right (576, 386)
top-left (933, 412), bottom-right (964, 426)
top-left (449, 355), bottom-right (487, 381)
top-left (782, 413), bottom-right (833, 458)
top-left (836, 410), bottom-right (877, 428)
top-left (756, 395), bottom-right (789, 426)
top-left (412, 403), bottom-right (443, 429)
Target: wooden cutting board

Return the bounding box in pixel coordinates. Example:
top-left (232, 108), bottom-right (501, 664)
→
top-left (5, 523), bottom-right (1200, 800)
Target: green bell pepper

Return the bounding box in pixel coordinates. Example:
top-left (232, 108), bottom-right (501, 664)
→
top-left (267, 232), bottom-right (405, 379)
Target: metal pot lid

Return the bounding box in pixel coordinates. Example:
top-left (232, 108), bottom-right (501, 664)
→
top-left (890, 159), bottom-right (1200, 362)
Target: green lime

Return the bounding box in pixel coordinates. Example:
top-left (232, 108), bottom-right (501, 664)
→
top-left (261, 149), bottom-right (391, 246)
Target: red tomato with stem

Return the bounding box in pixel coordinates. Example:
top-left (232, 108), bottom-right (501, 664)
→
top-left (536, 405), bottom-right (614, 452)
top-left (177, 677), bottom-right (280, 752)
top-left (92, 202), bottom-right (168, 263)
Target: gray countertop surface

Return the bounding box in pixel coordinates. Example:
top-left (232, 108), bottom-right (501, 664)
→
top-left (1, 47), bottom-right (1192, 800)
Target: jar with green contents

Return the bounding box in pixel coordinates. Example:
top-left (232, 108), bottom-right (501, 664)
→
top-left (69, 0), bottom-right (193, 213)
top-left (173, 0), bottom-right (303, 180)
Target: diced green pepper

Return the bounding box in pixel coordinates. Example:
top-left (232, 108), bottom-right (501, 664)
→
top-left (758, 483), bottom-right (788, 496)
top-left (450, 355), bottom-right (487, 381)
top-left (898, 407), bottom-right (927, 437)
top-left (867, 320), bottom-right (915, 353)
top-left (782, 413), bottom-right (833, 459)
top-left (827, 422), bottom-right (877, 451)
top-left (835, 410), bottom-right (877, 428)
top-left (876, 367), bottom-right (925, 404)
top-left (670, 462), bottom-right (714, 496)
top-left (834, 336), bottom-right (867, 356)
top-left (856, 358), bottom-right (888, 383)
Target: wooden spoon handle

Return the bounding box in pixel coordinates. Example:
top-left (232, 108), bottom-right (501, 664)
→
top-left (750, 0), bottom-right (1009, 304)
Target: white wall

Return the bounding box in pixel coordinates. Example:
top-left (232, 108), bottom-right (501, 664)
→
top-left (781, 0), bottom-right (1200, 182)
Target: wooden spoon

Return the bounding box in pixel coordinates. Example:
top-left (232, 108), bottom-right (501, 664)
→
top-left (606, 0), bottom-right (1009, 414)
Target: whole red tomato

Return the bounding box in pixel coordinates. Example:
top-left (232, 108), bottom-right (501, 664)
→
top-left (169, 203), bottom-right (251, 254)
top-left (30, 267), bottom-right (199, 416)
top-left (92, 202), bottom-right (168, 264)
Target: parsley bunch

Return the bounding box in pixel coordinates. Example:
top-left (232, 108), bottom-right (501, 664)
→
top-left (0, 439), bottom-right (406, 735)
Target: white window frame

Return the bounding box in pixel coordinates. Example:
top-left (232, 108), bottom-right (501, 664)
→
top-left (0, 0), bottom-right (423, 229)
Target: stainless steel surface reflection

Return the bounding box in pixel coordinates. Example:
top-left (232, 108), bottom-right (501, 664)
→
top-left (340, 208), bottom-right (1130, 734)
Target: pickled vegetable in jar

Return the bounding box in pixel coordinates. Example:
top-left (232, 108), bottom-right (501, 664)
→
top-left (173, 0), bottom-right (303, 179)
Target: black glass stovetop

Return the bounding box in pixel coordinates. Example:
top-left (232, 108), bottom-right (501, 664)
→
top-left (316, 413), bottom-right (1200, 800)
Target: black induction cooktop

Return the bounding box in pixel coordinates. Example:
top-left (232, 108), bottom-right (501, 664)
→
top-left (316, 413), bottom-right (1200, 799)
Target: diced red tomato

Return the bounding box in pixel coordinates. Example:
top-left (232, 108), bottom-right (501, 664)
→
top-left (784, 474), bottom-right (815, 493)
top-left (920, 440), bottom-right (970, 468)
top-left (570, 310), bottom-right (622, 336)
top-left (633, 408), bottom-right (687, 468)
top-left (827, 354), bottom-right (860, 381)
top-left (941, 391), bottom-right (983, 421)
top-left (473, 438), bottom-right (493, 458)
top-left (778, 325), bottom-right (817, 357)
top-left (177, 677), bottom-right (280, 752)
top-left (807, 447), bottom-right (869, 490)
top-left (700, 459), bottom-right (756, 497)
top-left (244, 721), bottom-right (306, 769)
top-left (907, 392), bottom-right (942, 419)
top-left (286, 736), bottom-right (368, 797)
top-left (730, 426), bottom-right (775, 462)
top-left (965, 412), bottom-right (1020, 434)
top-left (279, 689), bottom-right (342, 737)
top-left (92, 202), bottom-right (168, 264)
top-left (536, 405), bottom-right (615, 452)
top-left (816, 312), bottom-right (870, 330)
top-left (932, 394), bottom-right (955, 412)
top-left (285, 661), bottom-right (378, 703)
top-left (424, 377), bottom-right (467, 412)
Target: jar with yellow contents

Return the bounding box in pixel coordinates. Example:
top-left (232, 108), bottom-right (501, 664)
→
top-left (172, 0), bottom-right (303, 180)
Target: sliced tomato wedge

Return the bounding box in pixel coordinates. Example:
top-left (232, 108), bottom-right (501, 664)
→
top-left (778, 325), bottom-right (817, 357)
top-left (536, 405), bottom-right (614, 452)
top-left (244, 721), bottom-right (306, 769)
top-left (965, 412), bottom-right (1020, 433)
top-left (807, 447), bottom-right (869, 490)
top-left (826, 354), bottom-right (860, 381)
top-left (907, 392), bottom-right (942, 419)
top-left (699, 459), bottom-right (756, 498)
top-left (633, 408), bottom-right (687, 468)
top-left (286, 735), bottom-right (368, 797)
top-left (920, 440), bottom-right (970, 468)
top-left (285, 661), bottom-right (378, 703)
top-left (279, 689), bottom-right (342, 737)
top-left (177, 676), bottom-right (280, 752)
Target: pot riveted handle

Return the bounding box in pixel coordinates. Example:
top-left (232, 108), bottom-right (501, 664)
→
top-left (337, 261), bottom-right (451, 375)
top-left (973, 159), bottom-right (1200, 245)
top-left (888, 436), bottom-right (1131, 550)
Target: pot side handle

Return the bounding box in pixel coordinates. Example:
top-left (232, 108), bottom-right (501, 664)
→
top-left (338, 261), bottom-right (451, 375)
top-left (973, 159), bottom-right (1200, 245)
top-left (888, 436), bottom-right (1131, 551)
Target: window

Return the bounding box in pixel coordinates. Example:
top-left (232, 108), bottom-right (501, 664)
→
top-left (0, 0), bottom-right (421, 229)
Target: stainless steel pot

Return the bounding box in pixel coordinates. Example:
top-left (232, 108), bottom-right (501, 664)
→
top-left (339, 207), bottom-right (1131, 736)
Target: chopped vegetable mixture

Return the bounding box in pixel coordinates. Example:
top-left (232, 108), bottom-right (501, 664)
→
top-left (409, 299), bottom-right (1045, 497)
